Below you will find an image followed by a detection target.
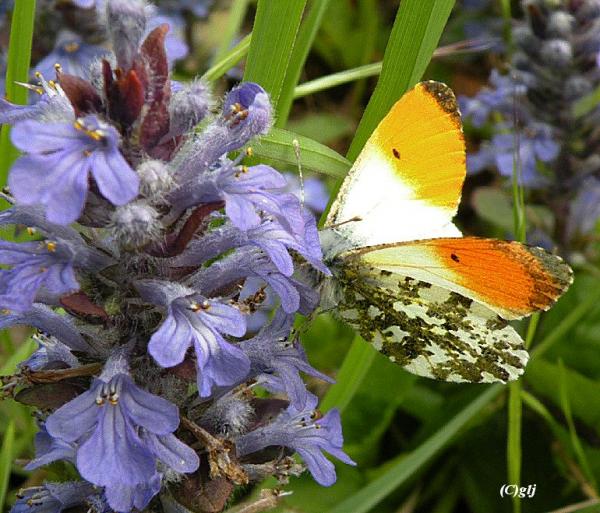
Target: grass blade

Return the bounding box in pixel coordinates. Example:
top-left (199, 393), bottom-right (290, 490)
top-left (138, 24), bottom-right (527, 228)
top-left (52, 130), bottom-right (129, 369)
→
top-left (0, 0), bottom-right (37, 185)
top-left (320, 336), bottom-right (376, 413)
top-left (346, 0), bottom-right (456, 161)
top-left (243, 0), bottom-right (307, 112)
top-left (276, 0), bottom-right (333, 125)
top-left (252, 127), bottom-right (350, 179)
top-left (326, 386), bottom-right (502, 513)
top-left (558, 361), bottom-right (598, 492)
top-left (0, 420), bottom-right (15, 511)
top-left (212, 0), bottom-right (251, 64)
top-left (319, 0), bottom-right (456, 420)
top-left (202, 34), bottom-right (251, 82)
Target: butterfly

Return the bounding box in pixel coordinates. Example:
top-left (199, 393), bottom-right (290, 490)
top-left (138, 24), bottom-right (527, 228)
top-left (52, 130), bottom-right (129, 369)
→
top-left (317, 81), bottom-right (573, 384)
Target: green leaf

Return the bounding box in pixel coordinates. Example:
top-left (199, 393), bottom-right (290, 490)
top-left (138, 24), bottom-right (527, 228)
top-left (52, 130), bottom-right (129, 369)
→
top-left (277, 0), bottom-right (334, 125)
top-left (0, 420), bottom-right (15, 511)
top-left (243, 0), bottom-right (307, 111)
top-left (202, 34), bottom-right (251, 83)
top-left (286, 112), bottom-right (355, 145)
top-left (346, 0), bottom-right (456, 161)
top-left (326, 386), bottom-right (502, 513)
top-left (526, 359), bottom-right (600, 434)
top-left (251, 127), bottom-right (351, 178)
top-left (573, 83), bottom-right (600, 119)
top-left (0, 0), bottom-right (37, 186)
top-left (558, 360), bottom-right (598, 491)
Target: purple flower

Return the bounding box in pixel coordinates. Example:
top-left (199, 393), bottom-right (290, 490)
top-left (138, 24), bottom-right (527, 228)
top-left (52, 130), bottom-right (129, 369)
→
top-left (0, 304), bottom-right (94, 354)
top-left (72, 0), bottom-right (95, 7)
top-left (468, 123), bottom-right (559, 187)
top-left (173, 82), bottom-right (272, 184)
top-left (236, 394), bottom-right (355, 486)
top-left (20, 335), bottom-right (79, 372)
top-left (159, 0), bottom-right (214, 17)
top-left (459, 70), bottom-right (527, 128)
top-left (492, 124), bottom-right (559, 186)
top-left (283, 173), bottom-right (330, 214)
top-left (9, 115), bottom-right (140, 225)
top-left (240, 309), bottom-right (334, 409)
top-left (172, 213), bottom-right (327, 276)
top-left (0, 75), bottom-right (74, 125)
top-left (34, 32), bottom-right (108, 79)
top-left (45, 353), bottom-right (198, 511)
top-left (136, 280), bottom-right (250, 397)
top-left (10, 482), bottom-right (96, 513)
top-left (148, 14), bottom-right (189, 64)
top-left (567, 177), bottom-right (600, 238)
top-left (0, 240), bottom-right (79, 312)
top-left (25, 425), bottom-right (77, 471)
top-left (189, 248), bottom-right (319, 315)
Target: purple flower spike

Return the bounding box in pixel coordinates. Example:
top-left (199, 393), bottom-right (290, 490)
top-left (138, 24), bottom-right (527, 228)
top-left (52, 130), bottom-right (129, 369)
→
top-left (136, 280), bottom-right (250, 397)
top-left (236, 394), bottom-right (355, 486)
top-left (241, 309), bottom-right (334, 409)
top-left (10, 482), bottom-right (96, 513)
top-left (0, 240), bottom-right (79, 312)
top-left (9, 115), bottom-right (140, 225)
top-left (45, 353), bottom-right (197, 512)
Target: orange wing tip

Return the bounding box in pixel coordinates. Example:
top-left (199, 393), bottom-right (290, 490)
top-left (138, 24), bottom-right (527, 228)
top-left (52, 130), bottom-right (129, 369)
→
top-left (418, 81), bottom-right (462, 128)
top-left (525, 245), bottom-right (574, 308)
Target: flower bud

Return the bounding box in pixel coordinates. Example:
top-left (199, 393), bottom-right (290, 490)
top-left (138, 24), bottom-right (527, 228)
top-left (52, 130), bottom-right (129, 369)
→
top-left (546, 11), bottom-right (575, 39)
top-left (111, 201), bottom-right (161, 247)
top-left (106, 0), bottom-right (148, 70)
top-left (137, 159), bottom-right (174, 200)
top-left (540, 39), bottom-right (573, 68)
top-left (565, 76), bottom-right (593, 101)
top-left (513, 25), bottom-right (540, 56)
top-left (168, 79), bottom-right (211, 137)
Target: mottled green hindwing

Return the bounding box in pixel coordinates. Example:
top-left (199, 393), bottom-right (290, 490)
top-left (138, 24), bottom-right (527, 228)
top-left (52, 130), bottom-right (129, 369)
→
top-left (335, 263), bottom-right (529, 383)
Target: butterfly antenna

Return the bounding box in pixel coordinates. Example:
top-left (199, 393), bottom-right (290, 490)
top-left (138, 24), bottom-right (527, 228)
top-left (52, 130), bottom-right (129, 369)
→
top-left (292, 138), bottom-right (305, 208)
top-left (326, 216), bottom-right (363, 230)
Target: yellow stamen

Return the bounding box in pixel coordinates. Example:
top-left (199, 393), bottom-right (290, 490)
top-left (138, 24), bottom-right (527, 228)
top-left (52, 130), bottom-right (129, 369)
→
top-left (45, 241), bottom-right (57, 252)
top-left (245, 147), bottom-right (253, 157)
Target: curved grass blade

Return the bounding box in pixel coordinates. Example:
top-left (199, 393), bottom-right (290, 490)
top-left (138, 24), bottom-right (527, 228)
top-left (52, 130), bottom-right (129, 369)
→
top-left (319, 335), bottom-right (376, 413)
top-left (346, 0), bottom-right (456, 161)
top-left (212, 0), bottom-right (251, 64)
top-left (0, 0), bottom-right (37, 189)
top-left (243, 0), bottom-right (307, 112)
top-left (202, 34), bottom-right (251, 82)
top-left (251, 127), bottom-right (350, 178)
top-left (320, 0), bottom-right (456, 420)
top-left (276, 0), bottom-right (333, 126)
top-left (326, 386), bottom-right (502, 513)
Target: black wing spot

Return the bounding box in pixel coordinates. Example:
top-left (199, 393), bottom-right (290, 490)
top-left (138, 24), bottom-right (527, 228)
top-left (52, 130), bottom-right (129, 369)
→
top-left (451, 253), bottom-right (460, 263)
top-left (392, 148), bottom-right (401, 159)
